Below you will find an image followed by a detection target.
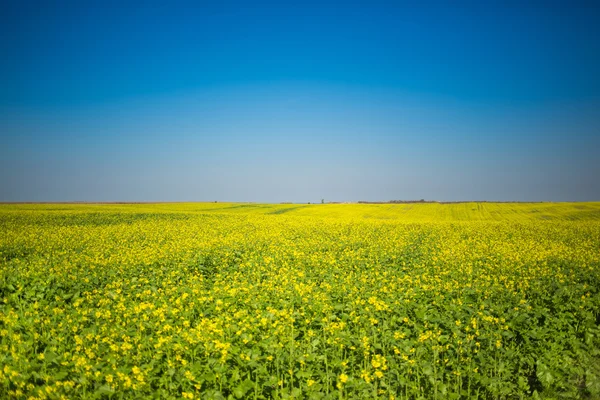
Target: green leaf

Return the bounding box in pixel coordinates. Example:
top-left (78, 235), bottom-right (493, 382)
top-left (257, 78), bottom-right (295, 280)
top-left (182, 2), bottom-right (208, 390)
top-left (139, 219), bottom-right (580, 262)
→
top-left (97, 385), bottom-right (115, 395)
top-left (536, 361), bottom-right (554, 386)
top-left (233, 379), bottom-right (254, 398)
top-left (53, 371), bottom-right (68, 380)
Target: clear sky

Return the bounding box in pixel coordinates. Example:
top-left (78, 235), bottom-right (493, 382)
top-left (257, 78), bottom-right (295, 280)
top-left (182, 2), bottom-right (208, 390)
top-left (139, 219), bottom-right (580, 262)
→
top-left (1, 0), bottom-right (599, 202)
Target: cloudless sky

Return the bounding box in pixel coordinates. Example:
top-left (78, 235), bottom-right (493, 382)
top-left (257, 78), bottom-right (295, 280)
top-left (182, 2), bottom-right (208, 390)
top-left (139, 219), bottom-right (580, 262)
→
top-left (1, 0), bottom-right (599, 202)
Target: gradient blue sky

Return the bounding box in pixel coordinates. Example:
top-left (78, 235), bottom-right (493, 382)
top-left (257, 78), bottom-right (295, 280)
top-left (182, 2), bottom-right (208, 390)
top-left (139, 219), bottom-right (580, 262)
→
top-left (1, 0), bottom-right (599, 202)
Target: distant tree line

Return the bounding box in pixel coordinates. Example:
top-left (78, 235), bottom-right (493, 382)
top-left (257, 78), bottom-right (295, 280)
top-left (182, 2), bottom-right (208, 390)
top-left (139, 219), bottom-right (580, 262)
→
top-left (358, 199), bottom-right (429, 204)
top-left (358, 200), bottom-right (548, 204)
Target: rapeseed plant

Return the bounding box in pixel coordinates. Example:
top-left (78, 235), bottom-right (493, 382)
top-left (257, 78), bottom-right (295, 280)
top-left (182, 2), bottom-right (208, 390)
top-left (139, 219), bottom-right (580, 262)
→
top-left (0, 203), bottom-right (599, 398)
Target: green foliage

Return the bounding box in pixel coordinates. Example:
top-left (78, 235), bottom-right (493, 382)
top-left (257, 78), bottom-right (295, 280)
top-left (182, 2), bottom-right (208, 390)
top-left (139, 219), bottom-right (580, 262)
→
top-left (0, 203), bottom-right (599, 399)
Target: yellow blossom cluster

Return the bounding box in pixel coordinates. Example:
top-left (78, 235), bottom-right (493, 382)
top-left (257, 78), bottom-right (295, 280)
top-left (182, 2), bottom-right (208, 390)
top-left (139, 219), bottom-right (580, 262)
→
top-left (1, 202), bottom-right (599, 398)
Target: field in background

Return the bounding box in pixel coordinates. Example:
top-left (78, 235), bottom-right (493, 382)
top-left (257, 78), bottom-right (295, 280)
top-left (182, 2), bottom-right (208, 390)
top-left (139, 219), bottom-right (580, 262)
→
top-left (3, 201), bottom-right (600, 221)
top-left (1, 203), bottom-right (600, 399)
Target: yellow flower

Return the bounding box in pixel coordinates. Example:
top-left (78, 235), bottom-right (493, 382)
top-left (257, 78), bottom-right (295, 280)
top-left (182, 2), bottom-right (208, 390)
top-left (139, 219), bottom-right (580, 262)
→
top-left (360, 370), bottom-right (372, 383)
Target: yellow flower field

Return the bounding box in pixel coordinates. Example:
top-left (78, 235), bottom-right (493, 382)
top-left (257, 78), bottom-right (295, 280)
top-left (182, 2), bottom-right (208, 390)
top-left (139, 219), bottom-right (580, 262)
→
top-left (1, 202), bottom-right (599, 399)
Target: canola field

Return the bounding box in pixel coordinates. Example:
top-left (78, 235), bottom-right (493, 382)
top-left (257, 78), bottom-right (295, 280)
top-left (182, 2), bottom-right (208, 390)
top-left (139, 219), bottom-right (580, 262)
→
top-left (1, 202), bottom-right (600, 399)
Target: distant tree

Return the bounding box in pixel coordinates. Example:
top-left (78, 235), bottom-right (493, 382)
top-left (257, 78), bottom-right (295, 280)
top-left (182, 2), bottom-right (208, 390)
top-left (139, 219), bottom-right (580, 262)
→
top-left (321, 199), bottom-right (324, 204)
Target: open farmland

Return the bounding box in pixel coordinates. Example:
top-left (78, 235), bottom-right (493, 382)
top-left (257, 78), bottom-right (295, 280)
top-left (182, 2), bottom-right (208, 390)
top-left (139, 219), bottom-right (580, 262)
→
top-left (1, 202), bottom-right (600, 399)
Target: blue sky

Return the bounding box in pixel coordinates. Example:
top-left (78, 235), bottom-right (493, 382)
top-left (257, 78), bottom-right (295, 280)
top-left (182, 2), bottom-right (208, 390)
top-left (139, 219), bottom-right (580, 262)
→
top-left (1, 0), bottom-right (599, 202)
